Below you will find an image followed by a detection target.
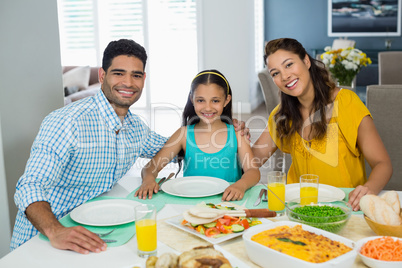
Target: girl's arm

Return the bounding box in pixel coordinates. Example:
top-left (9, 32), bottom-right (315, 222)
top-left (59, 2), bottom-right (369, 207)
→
top-left (348, 115), bottom-right (392, 211)
top-left (135, 126), bottom-right (187, 199)
top-left (251, 124), bottom-right (278, 167)
top-left (222, 131), bottom-right (261, 201)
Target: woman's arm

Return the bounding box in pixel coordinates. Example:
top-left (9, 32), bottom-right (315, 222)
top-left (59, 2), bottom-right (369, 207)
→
top-left (135, 126), bottom-right (187, 199)
top-left (251, 124), bottom-right (278, 167)
top-left (348, 115), bottom-right (393, 211)
top-left (222, 132), bottom-right (261, 201)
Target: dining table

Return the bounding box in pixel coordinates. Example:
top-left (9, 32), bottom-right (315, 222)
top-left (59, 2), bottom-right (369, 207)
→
top-left (1, 174), bottom-right (401, 268)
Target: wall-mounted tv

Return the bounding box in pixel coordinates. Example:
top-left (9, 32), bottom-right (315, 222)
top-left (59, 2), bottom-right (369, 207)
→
top-left (328, 0), bottom-right (401, 37)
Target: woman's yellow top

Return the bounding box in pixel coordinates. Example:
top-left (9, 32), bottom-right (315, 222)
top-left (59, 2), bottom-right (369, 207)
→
top-left (268, 89), bottom-right (371, 187)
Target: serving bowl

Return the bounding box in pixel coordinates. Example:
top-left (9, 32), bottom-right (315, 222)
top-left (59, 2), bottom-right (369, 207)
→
top-left (355, 236), bottom-right (402, 268)
top-left (242, 221), bottom-right (357, 268)
top-left (286, 197), bottom-right (352, 233)
top-left (364, 211), bottom-right (402, 238)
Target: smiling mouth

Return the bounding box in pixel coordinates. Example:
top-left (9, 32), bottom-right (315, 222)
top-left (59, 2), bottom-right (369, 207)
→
top-left (286, 79), bottom-right (298, 88)
top-left (201, 113), bottom-right (215, 118)
top-left (116, 89), bottom-right (136, 96)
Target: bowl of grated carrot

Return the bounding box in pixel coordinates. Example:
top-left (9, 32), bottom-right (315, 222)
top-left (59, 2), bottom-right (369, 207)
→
top-left (355, 236), bottom-right (402, 268)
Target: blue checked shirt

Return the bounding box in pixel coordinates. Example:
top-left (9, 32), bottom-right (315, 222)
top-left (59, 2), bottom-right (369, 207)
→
top-left (11, 90), bottom-right (167, 250)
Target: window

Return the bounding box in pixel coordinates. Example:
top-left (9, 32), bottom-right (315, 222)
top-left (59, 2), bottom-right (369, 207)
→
top-left (57, 0), bottom-right (198, 109)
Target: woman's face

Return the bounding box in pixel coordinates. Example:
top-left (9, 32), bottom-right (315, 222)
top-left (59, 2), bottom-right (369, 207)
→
top-left (267, 49), bottom-right (313, 99)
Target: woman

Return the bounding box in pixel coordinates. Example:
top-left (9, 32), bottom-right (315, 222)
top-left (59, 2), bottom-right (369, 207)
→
top-left (252, 38), bottom-right (392, 211)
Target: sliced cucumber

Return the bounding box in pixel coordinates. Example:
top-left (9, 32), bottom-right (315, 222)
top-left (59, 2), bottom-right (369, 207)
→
top-left (231, 224), bottom-right (245, 233)
top-left (190, 223), bottom-right (199, 227)
top-left (203, 222), bottom-right (217, 228)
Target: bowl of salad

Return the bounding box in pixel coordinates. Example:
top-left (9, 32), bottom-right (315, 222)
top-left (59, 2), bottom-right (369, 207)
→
top-left (286, 197), bottom-right (352, 233)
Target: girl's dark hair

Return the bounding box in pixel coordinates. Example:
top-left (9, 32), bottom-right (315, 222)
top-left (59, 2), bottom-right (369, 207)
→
top-left (177, 69), bottom-right (233, 176)
top-left (182, 69), bottom-right (233, 126)
top-left (264, 38), bottom-right (336, 142)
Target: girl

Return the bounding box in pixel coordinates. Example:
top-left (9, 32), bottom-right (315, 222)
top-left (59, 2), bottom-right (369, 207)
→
top-left (135, 70), bottom-right (260, 201)
top-left (252, 38), bottom-right (392, 211)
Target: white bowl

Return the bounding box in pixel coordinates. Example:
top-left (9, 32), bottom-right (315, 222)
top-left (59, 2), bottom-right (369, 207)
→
top-left (242, 221), bottom-right (357, 268)
top-left (355, 236), bottom-right (402, 268)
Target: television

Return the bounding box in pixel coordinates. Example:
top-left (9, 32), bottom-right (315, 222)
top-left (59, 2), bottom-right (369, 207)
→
top-left (328, 0), bottom-right (401, 37)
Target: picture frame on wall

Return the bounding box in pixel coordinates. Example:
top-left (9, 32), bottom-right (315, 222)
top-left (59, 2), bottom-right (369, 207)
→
top-left (328, 0), bottom-right (401, 37)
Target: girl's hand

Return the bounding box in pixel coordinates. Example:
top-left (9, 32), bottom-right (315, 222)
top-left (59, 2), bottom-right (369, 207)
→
top-left (233, 118), bottom-right (250, 141)
top-left (134, 180), bottom-right (159, 200)
top-left (348, 185), bottom-right (374, 211)
top-left (222, 185), bottom-right (245, 201)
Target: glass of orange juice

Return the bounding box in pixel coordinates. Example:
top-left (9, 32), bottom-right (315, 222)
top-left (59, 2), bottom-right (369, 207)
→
top-left (267, 171), bottom-right (286, 216)
top-left (300, 174), bottom-right (319, 205)
top-left (135, 204), bottom-right (157, 258)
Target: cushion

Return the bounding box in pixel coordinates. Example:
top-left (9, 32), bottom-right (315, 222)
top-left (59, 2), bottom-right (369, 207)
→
top-left (62, 66), bottom-right (91, 95)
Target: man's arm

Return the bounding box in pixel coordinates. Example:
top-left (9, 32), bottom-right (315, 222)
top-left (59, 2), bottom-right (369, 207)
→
top-left (25, 201), bottom-right (107, 254)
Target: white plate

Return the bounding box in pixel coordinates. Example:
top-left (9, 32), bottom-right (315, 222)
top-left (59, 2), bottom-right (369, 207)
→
top-left (161, 176), bottom-right (230, 198)
top-left (285, 183), bottom-right (345, 202)
top-left (70, 199), bottom-right (141, 226)
top-left (165, 214), bottom-right (272, 244)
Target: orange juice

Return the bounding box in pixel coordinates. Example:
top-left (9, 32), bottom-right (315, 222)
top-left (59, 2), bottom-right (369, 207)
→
top-left (136, 219), bottom-right (157, 252)
top-left (300, 186), bottom-right (318, 205)
top-left (268, 182), bottom-right (285, 211)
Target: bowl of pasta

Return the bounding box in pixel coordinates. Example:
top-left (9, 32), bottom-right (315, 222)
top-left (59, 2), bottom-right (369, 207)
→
top-left (356, 236), bottom-right (402, 268)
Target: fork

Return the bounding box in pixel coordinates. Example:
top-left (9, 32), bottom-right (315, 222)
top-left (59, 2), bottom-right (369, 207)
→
top-left (158, 172), bottom-right (175, 193)
top-left (94, 228), bottom-right (116, 237)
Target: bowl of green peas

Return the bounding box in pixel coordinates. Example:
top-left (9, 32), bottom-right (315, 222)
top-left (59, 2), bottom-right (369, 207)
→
top-left (286, 197), bottom-right (352, 234)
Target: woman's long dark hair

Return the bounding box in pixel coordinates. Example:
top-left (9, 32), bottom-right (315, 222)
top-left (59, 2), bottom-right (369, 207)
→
top-left (264, 38), bottom-right (336, 143)
top-left (177, 69), bottom-right (233, 175)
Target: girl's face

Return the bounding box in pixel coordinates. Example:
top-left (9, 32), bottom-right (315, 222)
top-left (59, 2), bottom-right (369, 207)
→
top-left (191, 83), bottom-right (231, 124)
top-left (267, 49), bottom-right (314, 100)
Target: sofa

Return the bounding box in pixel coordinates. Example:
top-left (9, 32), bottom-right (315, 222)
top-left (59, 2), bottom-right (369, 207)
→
top-left (62, 66), bottom-right (101, 105)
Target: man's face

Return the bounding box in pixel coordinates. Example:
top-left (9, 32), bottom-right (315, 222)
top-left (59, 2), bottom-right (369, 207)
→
top-left (99, 55), bottom-right (146, 115)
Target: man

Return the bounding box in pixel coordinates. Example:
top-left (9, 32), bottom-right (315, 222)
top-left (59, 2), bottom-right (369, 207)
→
top-left (12, 39), bottom-right (247, 254)
top-left (11, 39), bottom-right (167, 254)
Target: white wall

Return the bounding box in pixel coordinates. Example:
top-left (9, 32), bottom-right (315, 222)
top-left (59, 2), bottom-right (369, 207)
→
top-left (0, 0), bottom-right (64, 255)
top-left (0, 117), bottom-right (11, 257)
top-left (199, 0), bottom-right (263, 114)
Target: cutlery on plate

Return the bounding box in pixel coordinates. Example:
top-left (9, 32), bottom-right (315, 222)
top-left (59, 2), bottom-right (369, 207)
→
top-left (253, 188), bottom-right (266, 206)
top-left (158, 172), bottom-right (175, 192)
top-left (102, 239), bottom-right (117, 243)
top-left (94, 228), bottom-right (116, 237)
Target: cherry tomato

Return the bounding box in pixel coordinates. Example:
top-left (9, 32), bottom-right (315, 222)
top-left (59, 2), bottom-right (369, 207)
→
top-left (205, 227), bottom-right (221, 237)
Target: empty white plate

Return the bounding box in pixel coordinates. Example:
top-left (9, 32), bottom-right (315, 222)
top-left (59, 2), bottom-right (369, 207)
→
top-left (70, 199), bottom-right (141, 226)
top-left (285, 183), bottom-right (346, 202)
top-left (161, 176), bottom-right (230, 198)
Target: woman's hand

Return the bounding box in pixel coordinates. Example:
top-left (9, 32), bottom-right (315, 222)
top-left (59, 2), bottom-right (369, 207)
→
top-left (348, 185), bottom-right (374, 211)
top-left (233, 118), bottom-right (250, 141)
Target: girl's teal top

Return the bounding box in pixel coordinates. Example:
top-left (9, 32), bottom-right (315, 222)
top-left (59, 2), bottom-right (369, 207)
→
top-left (183, 123), bottom-right (242, 182)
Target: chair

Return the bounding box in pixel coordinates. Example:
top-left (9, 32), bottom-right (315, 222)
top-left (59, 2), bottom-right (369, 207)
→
top-left (257, 68), bottom-right (292, 174)
top-left (378, 52), bottom-right (402, 85)
top-left (365, 85), bottom-right (402, 190)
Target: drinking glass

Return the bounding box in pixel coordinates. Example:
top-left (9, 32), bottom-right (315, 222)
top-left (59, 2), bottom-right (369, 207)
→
top-left (135, 204), bottom-right (157, 258)
top-left (267, 171), bottom-right (286, 216)
top-left (300, 174), bottom-right (319, 205)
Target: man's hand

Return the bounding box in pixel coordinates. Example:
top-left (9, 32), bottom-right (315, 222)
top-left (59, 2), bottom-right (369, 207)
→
top-left (48, 225), bottom-right (107, 254)
top-left (134, 180), bottom-right (159, 199)
top-left (26, 201), bottom-right (107, 254)
top-left (233, 118), bottom-right (250, 141)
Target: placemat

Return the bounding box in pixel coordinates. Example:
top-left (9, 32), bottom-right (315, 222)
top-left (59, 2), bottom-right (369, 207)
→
top-left (127, 184), bottom-right (268, 209)
top-left (39, 192), bottom-right (165, 247)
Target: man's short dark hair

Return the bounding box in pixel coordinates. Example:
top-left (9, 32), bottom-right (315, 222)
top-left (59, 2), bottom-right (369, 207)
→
top-left (102, 39), bottom-right (147, 72)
